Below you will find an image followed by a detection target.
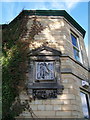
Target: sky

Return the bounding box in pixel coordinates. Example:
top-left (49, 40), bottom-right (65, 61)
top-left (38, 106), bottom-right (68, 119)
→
top-left (0, 1), bottom-right (89, 60)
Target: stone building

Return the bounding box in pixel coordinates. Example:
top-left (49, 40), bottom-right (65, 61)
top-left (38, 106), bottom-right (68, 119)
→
top-left (7, 10), bottom-right (90, 118)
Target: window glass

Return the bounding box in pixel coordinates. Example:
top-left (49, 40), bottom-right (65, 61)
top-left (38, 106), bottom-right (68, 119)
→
top-left (71, 34), bottom-right (78, 48)
top-left (71, 33), bottom-right (81, 62)
top-left (73, 48), bottom-right (80, 62)
top-left (80, 92), bottom-right (89, 118)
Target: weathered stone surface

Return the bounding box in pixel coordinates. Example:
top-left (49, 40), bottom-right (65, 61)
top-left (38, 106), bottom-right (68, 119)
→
top-left (53, 105), bottom-right (61, 110)
top-left (45, 105), bottom-right (53, 110)
top-left (16, 11), bottom-right (89, 118)
top-left (34, 111), bottom-right (56, 117)
top-left (37, 105), bottom-right (45, 110)
top-left (56, 111), bottom-right (72, 116)
top-left (30, 105), bottom-right (38, 110)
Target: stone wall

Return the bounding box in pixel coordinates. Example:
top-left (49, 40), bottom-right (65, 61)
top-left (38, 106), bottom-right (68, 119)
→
top-left (19, 72), bottom-right (84, 118)
top-left (18, 15), bottom-right (89, 118)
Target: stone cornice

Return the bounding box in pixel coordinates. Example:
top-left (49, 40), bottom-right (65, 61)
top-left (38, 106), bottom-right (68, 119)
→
top-left (2, 10), bottom-right (86, 38)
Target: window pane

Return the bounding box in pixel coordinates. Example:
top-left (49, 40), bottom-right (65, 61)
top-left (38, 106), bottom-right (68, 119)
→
top-left (73, 48), bottom-right (80, 62)
top-left (71, 34), bottom-right (78, 48)
top-left (80, 92), bottom-right (89, 118)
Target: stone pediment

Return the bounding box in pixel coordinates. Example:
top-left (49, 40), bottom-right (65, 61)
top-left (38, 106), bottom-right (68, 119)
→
top-left (29, 46), bottom-right (62, 56)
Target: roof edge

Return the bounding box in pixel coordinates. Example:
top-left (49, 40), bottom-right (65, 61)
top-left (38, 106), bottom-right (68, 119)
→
top-left (2, 10), bottom-right (86, 38)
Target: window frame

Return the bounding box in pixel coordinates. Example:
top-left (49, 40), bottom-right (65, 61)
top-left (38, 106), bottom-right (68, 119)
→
top-left (71, 33), bottom-right (79, 48)
top-left (73, 47), bottom-right (80, 62)
top-left (70, 32), bottom-right (83, 63)
top-left (80, 90), bottom-right (90, 118)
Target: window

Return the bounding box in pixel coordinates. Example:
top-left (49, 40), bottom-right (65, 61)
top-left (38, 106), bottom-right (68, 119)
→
top-left (36, 62), bottom-right (55, 80)
top-left (71, 34), bottom-right (78, 48)
top-left (71, 33), bottom-right (80, 62)
top-left (80, 91), bottom-right (90, 118)
top-left (73, 48), bottom-right (80, 62)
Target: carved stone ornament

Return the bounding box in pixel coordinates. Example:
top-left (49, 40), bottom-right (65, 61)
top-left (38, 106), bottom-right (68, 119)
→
top-left (28, 46), bottom-right (64, 99)
top-left (33, 89), bottom-right (62, 99)
top-left (36, 62), bottom-right (54, 80)
top-left (27, 85), bottom-right (64, 99)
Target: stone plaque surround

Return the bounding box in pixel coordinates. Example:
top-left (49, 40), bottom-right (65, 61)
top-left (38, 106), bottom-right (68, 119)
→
top-left (27, 46), bottom-right (64, 99)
